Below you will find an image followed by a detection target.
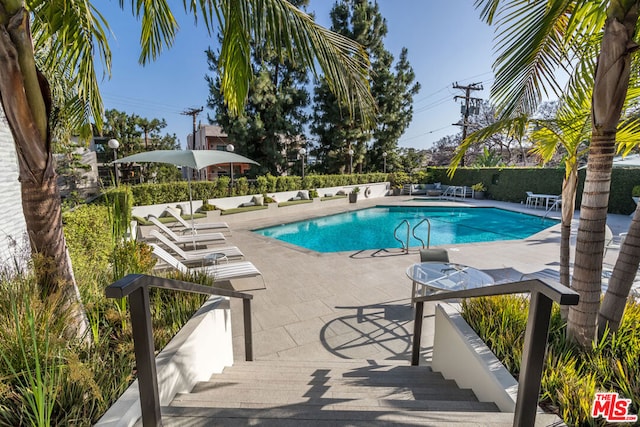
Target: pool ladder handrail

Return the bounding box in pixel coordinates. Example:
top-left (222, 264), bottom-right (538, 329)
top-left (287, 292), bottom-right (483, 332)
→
top-left (393, 220), bottom-right (411, 253)
top-left (393, 219), bottom-right (432, 253)
top-left (412, 218), bottom-right (431, 249)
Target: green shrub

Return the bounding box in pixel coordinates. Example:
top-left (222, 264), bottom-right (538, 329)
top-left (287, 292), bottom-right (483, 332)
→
top-left (266, 174), bottom-right (277, 192)
top-left (199, 200), bottom-right (216, 211)
top-left (632, 185), bottom-right (640, 197)
top-left (214, 176), bottom-right (230, 198)
top-left (63, 205), bottom-right (112, 282)
top-left (256, 176), bottom-right (268, 194)
top-left (462, 296), bottom-right (640, 426)
top-left (235, 177), bottom-right (250, 196)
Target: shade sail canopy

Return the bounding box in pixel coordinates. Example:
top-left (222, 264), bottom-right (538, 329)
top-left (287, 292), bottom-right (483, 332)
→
top-left (114, 149), bottom-right (259, 169)
top-left (578, 154), bottom-right (640, 170)
top-left (613, 154), bottom-right (640, 167)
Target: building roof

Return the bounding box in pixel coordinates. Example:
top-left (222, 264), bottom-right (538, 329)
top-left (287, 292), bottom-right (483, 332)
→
top-left (201, 125), bottom-right (227, 138)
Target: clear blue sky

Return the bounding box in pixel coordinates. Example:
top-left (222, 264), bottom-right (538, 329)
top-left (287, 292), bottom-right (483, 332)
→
top-left (98, 1), bottom-right (496, 150)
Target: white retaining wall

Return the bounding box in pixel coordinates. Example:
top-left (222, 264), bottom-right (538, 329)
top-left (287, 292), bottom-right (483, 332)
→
top-left (132, 182), bottom-right (390, 218)
top-left (432, 303), bottom-right (519, 412)
top-left (0, 105), bottom-right (29, 271)
top-left (95, 296), bottom-right (234, 427)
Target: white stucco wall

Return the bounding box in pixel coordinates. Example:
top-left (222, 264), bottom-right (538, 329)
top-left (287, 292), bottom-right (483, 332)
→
top-left (0, 105), bottom-right (29, 271)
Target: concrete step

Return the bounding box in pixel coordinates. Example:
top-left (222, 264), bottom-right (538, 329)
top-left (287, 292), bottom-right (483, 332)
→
top-left (163, 358), bottom-right (541, 426)
top-left (234, 359), bottom-right (423, 369)
top-left (204, 372), bottom-right (455, 388)
top-left (170, 397), bottom-right (498, 412)
top-left (221, 362), bottom-right (433, 375)
top-left (160, 406), bottom-right (562, 426)
top-left (189, 381), bottom-right (476, 400)
top-left (182, 383), bottom-right (477, 402)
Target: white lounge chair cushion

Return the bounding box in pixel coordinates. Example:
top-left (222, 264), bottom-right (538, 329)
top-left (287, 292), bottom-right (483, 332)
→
top-left (150, 244), bottom-right (261, 281)
top-left (192, 262), bottom-right (262, 281)
top-left (148, 229), bottom-right (243, 261)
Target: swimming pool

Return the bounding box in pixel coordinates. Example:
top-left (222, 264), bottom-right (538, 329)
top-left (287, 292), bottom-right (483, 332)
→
top-left (253, 206), bottom-right (558, 253)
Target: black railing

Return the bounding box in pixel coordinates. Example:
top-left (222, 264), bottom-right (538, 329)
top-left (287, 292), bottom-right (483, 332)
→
top-left (411, 278), bottom-right (579, 427)
top-left (106, 274), bottom-right (254, 427)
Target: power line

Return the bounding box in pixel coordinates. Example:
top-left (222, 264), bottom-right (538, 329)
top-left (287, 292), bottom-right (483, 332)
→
top-left (401, 125), bottom-right (454, 142)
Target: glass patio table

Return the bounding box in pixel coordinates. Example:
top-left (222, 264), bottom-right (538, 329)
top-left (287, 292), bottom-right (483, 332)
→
top-left (406, 262), bottom-right (495, 301)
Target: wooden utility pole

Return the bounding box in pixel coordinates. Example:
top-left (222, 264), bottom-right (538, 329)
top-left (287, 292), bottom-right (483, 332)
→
top-left (452, 82), bottom-right (483, 166)
top-left (181, 107), bottom-right (204, 149)
top-left (181, 107), bottom-right (203, 180)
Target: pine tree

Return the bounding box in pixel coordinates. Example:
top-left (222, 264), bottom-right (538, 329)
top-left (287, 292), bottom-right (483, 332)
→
top-left (311, 0), bottom-right (420, 174)
top-left (205, 1), bottom-right (311, 176)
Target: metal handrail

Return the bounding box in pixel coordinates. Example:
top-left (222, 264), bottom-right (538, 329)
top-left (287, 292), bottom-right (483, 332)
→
top-left (106, 274), bottom-right (254, 427)
top-left (412, 218), bottom-right (431, 248)
top-left (411, 278), bottom-right (578, 427)
top-left (393, 219), bottom-right (410, 253)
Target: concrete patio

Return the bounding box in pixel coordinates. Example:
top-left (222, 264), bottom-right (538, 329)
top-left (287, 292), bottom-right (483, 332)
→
top-left (188, 195), bottom-right (632, 364)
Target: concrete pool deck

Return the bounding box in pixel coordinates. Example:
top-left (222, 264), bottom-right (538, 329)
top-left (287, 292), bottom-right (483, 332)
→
top-left (167, 195), bottom-right (633, 365)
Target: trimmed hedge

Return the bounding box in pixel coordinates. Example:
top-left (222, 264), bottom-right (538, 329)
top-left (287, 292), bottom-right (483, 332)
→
top-left (430, 166), bottom-right (640, 215)
top-left (100, 168), bottom-right (640, 215)
top-left (111, 173), bottom-right (389, 207)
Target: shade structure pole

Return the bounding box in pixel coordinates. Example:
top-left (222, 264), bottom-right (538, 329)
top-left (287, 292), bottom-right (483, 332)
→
top-left (187, 168), bottom-right (197, 249)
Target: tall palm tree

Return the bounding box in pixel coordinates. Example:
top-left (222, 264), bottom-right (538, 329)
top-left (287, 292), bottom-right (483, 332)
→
top-left (474, 0), bottom-right (640, 346)
top-left (448, 96), bottom-right (590, 297)
top-left (0, 0), bottom-right (375, 339)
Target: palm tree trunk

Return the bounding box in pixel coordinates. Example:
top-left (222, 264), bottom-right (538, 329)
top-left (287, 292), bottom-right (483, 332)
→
top-left (0, 8), bottom-right (89, 342)
top-left (568, 4), bottom-right (639, 347)
top-left (559, 169), bottom-right (578, 291)
top-left (598, 202), bottom-right (640, 334)
top-left (568, 131), bottom-right (614, 345)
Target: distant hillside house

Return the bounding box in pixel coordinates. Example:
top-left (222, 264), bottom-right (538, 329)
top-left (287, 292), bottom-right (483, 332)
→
top-left (188, 124), bottom-right (252, 180)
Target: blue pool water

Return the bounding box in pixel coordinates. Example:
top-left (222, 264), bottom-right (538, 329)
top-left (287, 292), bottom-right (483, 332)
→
top-left (253, 206), bottom-right (558, 253)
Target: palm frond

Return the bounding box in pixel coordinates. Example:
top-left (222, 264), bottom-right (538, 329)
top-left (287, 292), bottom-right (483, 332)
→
top-left (490, 0), bottom-right (574, 117)
top-left (30, 0), bottom-right (111, 131)
top-left (476, 0), bottom-right (604, 119)
top-left (214, 0), bottom-right (375, 124)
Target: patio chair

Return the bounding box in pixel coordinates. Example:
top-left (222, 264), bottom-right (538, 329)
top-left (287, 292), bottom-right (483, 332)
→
top-left (149, 243), bottom-right (264, 284)
top-left (163, 207), bottom-right (231, 234)
top-left (604, 226), bottom-right (627, 255)
top-left (525, 191), bottom-right (537, 208)
top-left (147, 215), bottom-right (226, 246)
top-left (148, 229), bottom-right (244, 264)
top-left (419, 248), bottom-right (450, 263)
top-left (413, 248), bottom-right (451, 305)
top-left (441, 186), bottom-right (457, 198)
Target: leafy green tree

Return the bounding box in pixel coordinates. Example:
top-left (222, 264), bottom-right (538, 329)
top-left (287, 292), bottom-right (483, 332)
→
top-left (312, 0), bottom-right (419, 174)
top-left (0, 0), bottom-right (374, 339)
top-left (205, 1), bottom-right (311, 176)
top-left (397, 147), bottom-right (428, 174)
top-left (102, 109), bottom-right (180, 183)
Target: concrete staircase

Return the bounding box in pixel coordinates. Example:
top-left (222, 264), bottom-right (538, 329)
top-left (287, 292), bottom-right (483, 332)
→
top-left (160, 359), bottom-right (561, 426)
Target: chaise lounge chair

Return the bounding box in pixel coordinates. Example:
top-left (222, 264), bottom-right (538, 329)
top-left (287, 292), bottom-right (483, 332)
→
top-left (163, 207), bottom-right (231, 234)
top-left (150, 243), bottom-right (264, 284)
top-left (148, 229), bottom-right (244, 263)
top-left (147, 215), bottom-right (226, 246)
